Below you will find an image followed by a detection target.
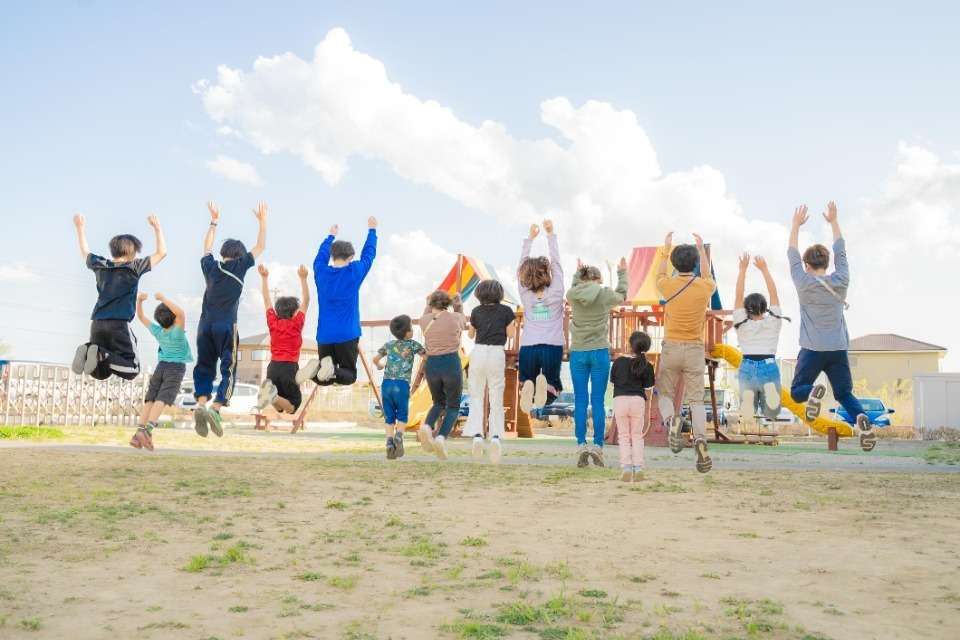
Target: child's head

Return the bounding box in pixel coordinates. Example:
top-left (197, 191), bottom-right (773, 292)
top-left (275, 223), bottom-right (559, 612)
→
top-left (274, 296), bottom-right (300, 320)
top-left (802, 244), bottom-right (830, 273)
top-left (331, 240), bottom-right (355, 263)
top-left (629, 330), bottom-right (651, 357)
top-left (670, 244), bottom-right (699, 274)
top-left (154, 303), bottom-right (176, 329)
top-left (427, 290), bottom-right (453, 311)
top-left (109, 234), bottom-right (142, 260)
top-left (743, 293), bottom-right (768, 319)
top-left (475, 279), bottom-right (504, 305)
top-left (519, 257), bottom-right (552, 293)
top-left (576, 264), bottom-right (603, 283)
top-left (220, 239), bottom-right (248, 261)
top-left (389, 314), bottom-right (413, 340)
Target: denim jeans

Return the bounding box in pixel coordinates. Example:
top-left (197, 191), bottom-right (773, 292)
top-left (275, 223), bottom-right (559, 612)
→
top-left (518, 344), bottom-right (564, 404)
top-left (381, 378), bottom-right (410, 425)
top-left (790, 348), bottom-right (864, 418)
top-left (738, 357), bottom-right (782, 420)
top-left (569, 348), bottom-right (610, 446)
top-left (424, 352), bottom-right (463, 437)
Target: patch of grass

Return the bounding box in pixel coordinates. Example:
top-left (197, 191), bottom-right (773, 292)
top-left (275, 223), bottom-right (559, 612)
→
top-left (735, 531), bottom-right (760, 539)
top-left (297, 572), bottom-right (324, 582)
top-left (700, 572), bottom-right (721, 579)
top-left (401, 536), bottom-right (445, 560)
top-left (461, 536), bottom-right (488, 547)
top-left (578, 589), bottom-right (607, 599)
top-left (326, 500), bottom-right (349, 510)
top-left (228, 605), bottom-right (249, 613)
top-left (18, 617), bottom-right (42, 632)
top-left (183, 541), bottom-right (254, 572)
top-left (441, 619), bottom-right (507, 639)
top-left (545, 561), bottom-right (573, 580)
top-left (629, 573), bottom-right (657, 583)
top-left (184, 554), bottom-right (214, 572)
top-left (327, 575), bottom-right (358, 590)
top-left (924, 443), bottom-right (960, 465)
top-left (213, 532), bottom-right (234, 541)
top-left (0, 426), bottom-right (64, 440)
top-left (478, 570), bottom-right (504, 580)
top-left (137, 621), bottom-right (189, 631)
top-left (629, 480), bottom-right (687, 493)
top-left (646, 629), bottom-right (708, 640)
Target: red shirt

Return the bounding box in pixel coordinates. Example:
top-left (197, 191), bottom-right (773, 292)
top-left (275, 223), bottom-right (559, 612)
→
top-left (266, 309), bottom-right (305, 362)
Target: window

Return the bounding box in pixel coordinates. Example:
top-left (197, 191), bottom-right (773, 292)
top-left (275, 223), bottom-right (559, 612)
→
top-left (251, 350), bottom-right (268, 362)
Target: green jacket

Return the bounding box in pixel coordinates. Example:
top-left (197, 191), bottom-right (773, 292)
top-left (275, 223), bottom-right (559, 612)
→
top-left (565, 268), bottom-right (628, 351)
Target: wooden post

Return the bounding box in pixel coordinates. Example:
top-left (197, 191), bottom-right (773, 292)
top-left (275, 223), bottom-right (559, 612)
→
top-left (358, 349), bottom-right (382, 409)
top-left (827, 427), bottom-right (839, 451)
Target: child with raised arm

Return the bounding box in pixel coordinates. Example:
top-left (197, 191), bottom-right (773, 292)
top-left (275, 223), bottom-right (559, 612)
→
top-left (517, 219), bottom-right (565, 414)
top-left (71, 213), bottom-right (166, 380)
top-left (132, 292), bottom-right (192, 450)
top-left (733, 254), bottom-right (790, 433)
top-left (373, 315), bottom-right (426, 460)
top-left (610, 331), bottom-right (655, 482)
top-left (566, 257), bottom-right (628, 468)
top-left (464, 280), bottom-right (516, 464)
top-left (255, 264), bottom-right (310, 416)
top-left (303, 218), bottom-right (378, 387)
top-left (193, 201), bottom-right (267, 438)
top-left (656, 232), bottom-right (716, 473)
top-left (787, 202), bottom-right (875, 451)
top-left (418, 291), bottom-right (467, 461)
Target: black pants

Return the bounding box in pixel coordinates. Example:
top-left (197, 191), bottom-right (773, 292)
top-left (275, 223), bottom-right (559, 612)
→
top-left (267, 361), bottom-right (302, 410)
top-left (424, 352), bottom-right (463, 437)
top-left (88, 320), bottom-right (140, 381)
top-left (314, 339), bottom-right (360, 386)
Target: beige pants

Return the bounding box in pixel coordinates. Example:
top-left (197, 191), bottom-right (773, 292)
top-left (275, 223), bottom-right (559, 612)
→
top-left (656, 340), bottom-right (707, 439)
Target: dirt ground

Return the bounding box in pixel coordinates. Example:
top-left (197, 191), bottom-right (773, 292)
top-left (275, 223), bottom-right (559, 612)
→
top-left (1, 435), bottom-right (959, 640)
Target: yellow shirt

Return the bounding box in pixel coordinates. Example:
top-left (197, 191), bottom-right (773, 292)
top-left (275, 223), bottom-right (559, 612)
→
top-left (657, 275), bottom-right (717, 342)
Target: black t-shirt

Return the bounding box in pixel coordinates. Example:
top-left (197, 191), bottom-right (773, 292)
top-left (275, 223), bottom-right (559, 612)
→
top-left (470, 303), bottom-right (516, 346)
top-left (200, 252), bottom-right (256, 323)
top-left (86, 253), bottom-right (152, 321)
top-left (610, 356), bottom-right (655, 397)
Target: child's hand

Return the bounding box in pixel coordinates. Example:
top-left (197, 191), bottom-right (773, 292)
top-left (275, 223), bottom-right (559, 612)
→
top-left (692, 233), bottom-right (704, 250)
top-left (792, 204), bottom-right (809, 227)
top-left (207, 201), bottom-right (220, 222)
top-left (738, 253), bottom-right (751, 272)
top-left (297, 264), bottom-right (308, 279)
top-left (330, 224), bottom-right (339, 236)
top-left (543, 219), bottom-right (554, 234)
top-left (618, 257), bottom-right (627, 271)
top-left (154, 292), bottom-right (165, 301)
top-left (753, 256), bottom-right (769, 272)
top-left (258, 264), bottom-right (269, 278)
top-left (147, 214), bottom-right (160, 229)
top-left (528, 223), bottom-right (540, 240)
top-left (663, 231), bottom-right (673, 248)
top-left (73, 213), bottom-right (86, 228)
top-left (368, 216), bottom-right (378, 229)
top-left (576, 257), bottom-right (583, 269)
top-left (253, 201), bottom-right (268, 221)
top-left (137, 292), bottom-right (148, 303)
top-left (822, 200), bottom-right (838, 224)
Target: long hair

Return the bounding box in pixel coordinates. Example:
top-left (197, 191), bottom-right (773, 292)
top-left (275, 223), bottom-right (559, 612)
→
top-left (576, 264), bottom-right (602, 282)
top-left (734, 293), bottom-right (791, 328)
top-left (628, 331), bottom-right (651, 376)
top-left (519, 257), bottom-right (552, 293)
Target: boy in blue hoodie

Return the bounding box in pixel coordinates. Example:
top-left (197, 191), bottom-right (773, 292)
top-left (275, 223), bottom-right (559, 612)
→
top-left (301, 217), bottom-right (377, 386)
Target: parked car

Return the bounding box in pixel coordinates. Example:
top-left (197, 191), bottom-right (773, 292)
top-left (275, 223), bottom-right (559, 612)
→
top-left (831, 398), bottom-right (895, 427)
top-left (681, 388), bottom-right (735, 430)
top-left (174, 381), bottom-right (260, 416)
top-left (530, 392), bottom-right (575, 421)
top-left (368, 393), bottom-right (469, 420)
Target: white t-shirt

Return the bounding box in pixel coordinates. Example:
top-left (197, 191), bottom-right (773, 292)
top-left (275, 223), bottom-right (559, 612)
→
top-left (734, 305), bottom-right (782, 356)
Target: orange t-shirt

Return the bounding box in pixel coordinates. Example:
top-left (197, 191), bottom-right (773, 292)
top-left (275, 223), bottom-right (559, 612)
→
top-left (656, 275), bottom-right (716, 342)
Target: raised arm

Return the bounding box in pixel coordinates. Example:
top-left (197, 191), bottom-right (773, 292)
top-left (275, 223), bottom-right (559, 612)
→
top-left (823, 200), bottom-right (842, 242)
top-left (657, 232), bottom-right (673, 279)
top-left (297, 264), bottom-right (310, 314)
top-left (544, 219), bottom-right (563, 281)
top-left (823, 201), bottom-right (849, 284)
top-left (73, 214), bottom-right (90, 260)
top-left (601, 257), bottom-right (629, 306)
top-left (519, 224), bottom-right (539, 275)
top-left (692, 233), bottom-right (711, 280)
top-left (357, 217), bottom-right (378, 279)
top-left (135, 293), bottom-right (151, 328)
top-left (147, 214), bottom-right (167, 267)
top-left (753, 256), bottom-right (779, 307)
top-left (735, 253), bottom-right (749, 309)
top-left (204, 202), bottom-right (219, 255)
top-left (250, 201), bottom-right (267, 258)
top-left (789, 204), bottom-right (808, 251)
top-left (257, 265), bottom-right (272, 311)
top-left (314, 224), bottom-right (337, 271)
top-left (155, 292), bottom-right (186, 328)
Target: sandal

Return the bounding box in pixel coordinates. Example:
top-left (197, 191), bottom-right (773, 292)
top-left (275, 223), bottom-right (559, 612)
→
top-left (694, 438), bottom-right (712, 473)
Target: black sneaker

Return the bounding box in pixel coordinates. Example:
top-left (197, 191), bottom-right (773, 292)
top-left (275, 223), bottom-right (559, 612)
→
top-left (394, 432), bottom-right (405, 458)
top-left (386, 437), bottom-right (397, 460)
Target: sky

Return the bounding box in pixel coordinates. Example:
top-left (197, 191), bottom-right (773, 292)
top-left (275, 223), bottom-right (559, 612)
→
top-left (1, 0), bottom-right (959, 370)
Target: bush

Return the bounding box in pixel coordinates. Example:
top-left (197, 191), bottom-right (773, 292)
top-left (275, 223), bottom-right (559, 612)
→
top-left (922, 427), bottom-right (960, 442)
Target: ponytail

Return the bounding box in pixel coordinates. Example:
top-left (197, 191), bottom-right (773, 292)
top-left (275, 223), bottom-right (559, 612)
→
top-left (628, 331), bottom-right (652, 376)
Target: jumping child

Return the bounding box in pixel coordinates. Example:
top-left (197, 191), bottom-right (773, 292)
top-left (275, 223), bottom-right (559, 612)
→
top-left (464, 280), bottom-right (516, 464)
top-left (733, 254), bottom-right (789, 433)
top-left (193, 201), bottom-right (267, 438)
top-left (610, 331), bottom-right (655, 482)
top-left (132, 292), bottom-right (192, 450)
top-left (657, 232), bottom-right (716, 473)
top-left (566, 257), bottom-right (628, 468)
top-left (373, 315), bottom-right (426, 460)
top-left (255, 264), bottom-right (311, 416)
top-left (517, 219), bottom-right (564, 414)
top-left (787, 202), bottom-right (875, 451)
top-left (71, 213), bottom-right (166, 380)
top-left (418, 291), bottom-right (467, 461)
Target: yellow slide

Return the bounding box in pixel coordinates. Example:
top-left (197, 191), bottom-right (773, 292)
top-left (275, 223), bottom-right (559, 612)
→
top-left (710, 344), bottom-right (855, 437)
top-left (406, 353), bottom-right (470, 429)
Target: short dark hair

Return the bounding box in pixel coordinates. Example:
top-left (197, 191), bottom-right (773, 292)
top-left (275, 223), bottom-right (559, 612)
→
top-left (109, 234), bottom-right (142, 259)
top-left (154, 303), bottom-right (176, 329)
top-left (576, 265), bottom-right (602, 282)
top-left (518, 256), bottom-right (552, 293)
top-left (331, 240), bottom-right (355, 262)
top-left (389, 314), bottom-right (413, 340)
top-left (274, 296), bottom-right (299, 320)
top-left (427, 290), bottom-right (452, 310)
top-left (475, 279), bottom-right (504, 304)
top-left (220, 239), bottom-right (248, 261)
top-left (670, 244), bottom-right (699, 273)
top-left (803, 244), bottom-right (830, 270)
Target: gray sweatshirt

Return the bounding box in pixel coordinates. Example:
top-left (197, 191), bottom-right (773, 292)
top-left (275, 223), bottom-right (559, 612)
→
top-left (788, 238), bottom-right (850, 352)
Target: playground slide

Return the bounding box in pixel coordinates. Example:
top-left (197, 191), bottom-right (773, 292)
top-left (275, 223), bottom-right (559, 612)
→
top-left (710, 344), bottom-right (855, 437)
top-left (406, 353), bottom-right (470, 429)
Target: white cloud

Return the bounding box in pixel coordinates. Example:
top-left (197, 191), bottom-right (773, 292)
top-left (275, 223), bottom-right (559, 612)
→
top-left (197, 28), bottom-right (960, 366)
top-left (0, 263), bottom-right (38, 282)
top-left (206, 155), bottom-right (263, 187)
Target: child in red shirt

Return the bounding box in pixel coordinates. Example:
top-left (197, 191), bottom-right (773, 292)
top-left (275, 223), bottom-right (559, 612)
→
top-left (256, 265), bottom-right (311, 414)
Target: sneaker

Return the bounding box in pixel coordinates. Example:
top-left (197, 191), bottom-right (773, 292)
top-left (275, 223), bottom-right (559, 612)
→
top-left (139, 428), bottom-right (154, 452)
top-left (668, 415), bottom-right (684, 454)
top-left (71, 344), bottom-right (89, 375)
top-left (386, 437), bottom-right (397, 460)
top-left (316, 356), bottom-right (335, 382)
top-left (471, 435), bottom-right (484, 461)
top-left (694, 438), bottom-right (713, 473)
top-left (533, 374), bottom-right (548, 409)
top-left (296, 359), bottom-right (321, 385)
top-left (434, 435), bottom-right (448, 460)
top-left (257, 380), bottom-right (278, 410)
top-left (489, 437), bottom-right (502, 465)
top-left (620, 469), bottom-right (633, 482)
top-left (805, 384), bottom-right (826, 422)
top-left (632, 469), bottom-right (646, 482)
top-left (193, 407), bottom-right (209, 437)
top-left (576, 443), bottom-right (590, 468)
top-left (208, 409), bottom-right (224, 437)
top-left (519, 380), bottom-right (535, 414)
top-left (82, 344), bottom-right (99, 375)
top-left (589, 445), bottom-right (605, 468)
top-left (857, 414), bottom-right (877, 452)
top-left (394, 432), bottom-right (405, 458)
top-left (129, 427), bottom-right (145, 449)
top-left (418, 424), bottom-right (435, 453)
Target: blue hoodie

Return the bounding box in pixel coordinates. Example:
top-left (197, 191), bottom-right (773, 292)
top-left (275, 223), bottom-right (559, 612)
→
top-left (313, 229), bottom-right (377, 344)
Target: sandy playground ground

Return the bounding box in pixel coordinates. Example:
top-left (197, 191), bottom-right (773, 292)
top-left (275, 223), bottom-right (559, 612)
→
top-left (1, 425), bottom-right (959, 640)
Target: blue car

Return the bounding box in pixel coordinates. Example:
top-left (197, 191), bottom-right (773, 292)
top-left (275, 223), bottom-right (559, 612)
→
top-left (831, 398), bottom-right (895, 427)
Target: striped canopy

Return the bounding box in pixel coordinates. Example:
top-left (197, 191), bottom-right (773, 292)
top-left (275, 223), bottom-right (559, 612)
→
top-left (437, 255), bottom-right (518, 305)
top-left (627, 244), bottom-right (722, 310)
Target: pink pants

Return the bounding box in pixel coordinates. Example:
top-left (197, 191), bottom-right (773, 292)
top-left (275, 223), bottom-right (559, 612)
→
top-left (614, 395), bottom-right (646, 469)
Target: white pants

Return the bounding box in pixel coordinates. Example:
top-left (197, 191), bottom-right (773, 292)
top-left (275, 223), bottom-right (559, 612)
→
top-left (464, 344), bottom-right (506, 438)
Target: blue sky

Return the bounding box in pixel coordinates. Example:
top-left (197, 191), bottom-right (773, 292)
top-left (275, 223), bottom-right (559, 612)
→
top-left (2, 1), bottom-right (959, 367)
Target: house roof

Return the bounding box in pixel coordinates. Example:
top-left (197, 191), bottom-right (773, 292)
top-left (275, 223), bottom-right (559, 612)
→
top-left (849, 334), bottom-right (946, 353)
top-left (239, 333), bottom-right (319, 350)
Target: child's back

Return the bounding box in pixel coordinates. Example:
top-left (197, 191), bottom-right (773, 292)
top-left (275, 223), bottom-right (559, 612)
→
top-left (151, 323), bottom-right (193, 363)
top-left (610, 355), bottom-right (654, 396)
top-left (88, 254), bottom-right (152, 321)
top-left (657, 274), bottom-right (716, 342)
top-left (314, 229), bottom-right (376, 345)
top-left (788, 238), bottom-right (849, 351)
top-left (267, 310), bottom-right (305, 362)
top-left (734, 308), bottom-right (782, 356)
top-left (378, 338), bottom-right (424, 382)
top-left (201, 252), bottom-right (255, 323)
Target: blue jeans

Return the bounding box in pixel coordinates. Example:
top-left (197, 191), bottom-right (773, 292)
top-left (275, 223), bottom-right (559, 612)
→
top-left (790, 348), bottom-right (864, 419)
top-left (570, 348), bottom-right (610, 446)
top-left (518, 344), bottom-right (564, 404)
top-left (424, 353), bottom-right (463, 438)
top-left (381, 379), bottom-right (410, 425)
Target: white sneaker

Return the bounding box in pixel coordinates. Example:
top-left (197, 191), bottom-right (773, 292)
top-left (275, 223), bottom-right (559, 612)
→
top-left (489, 437), bottom-right (502, 465)
top-left (519, 380), bottom-right (535, 414)
top-left (418, 424), bottom-right (435, 453)
top-left (256, 380), bottom-right (278, 410)
top-left (533, 374), bottom-right (548, 408)
top-left (296, 359), bottom-right (321, 384)
top-left (471, 435), bottom-right (484, 460)
top-left (316, 357), bottom-right (335, 382)
top-left (434, 435), bottom-right (448, 460)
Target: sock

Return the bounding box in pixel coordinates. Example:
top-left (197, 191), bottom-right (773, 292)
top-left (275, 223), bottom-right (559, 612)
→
top-left (436, 435), bottom-right (445, 443)
top-left (145, 422), bottom-right (156, 434)
top-left (474, 434), bottom-right (483, 440)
